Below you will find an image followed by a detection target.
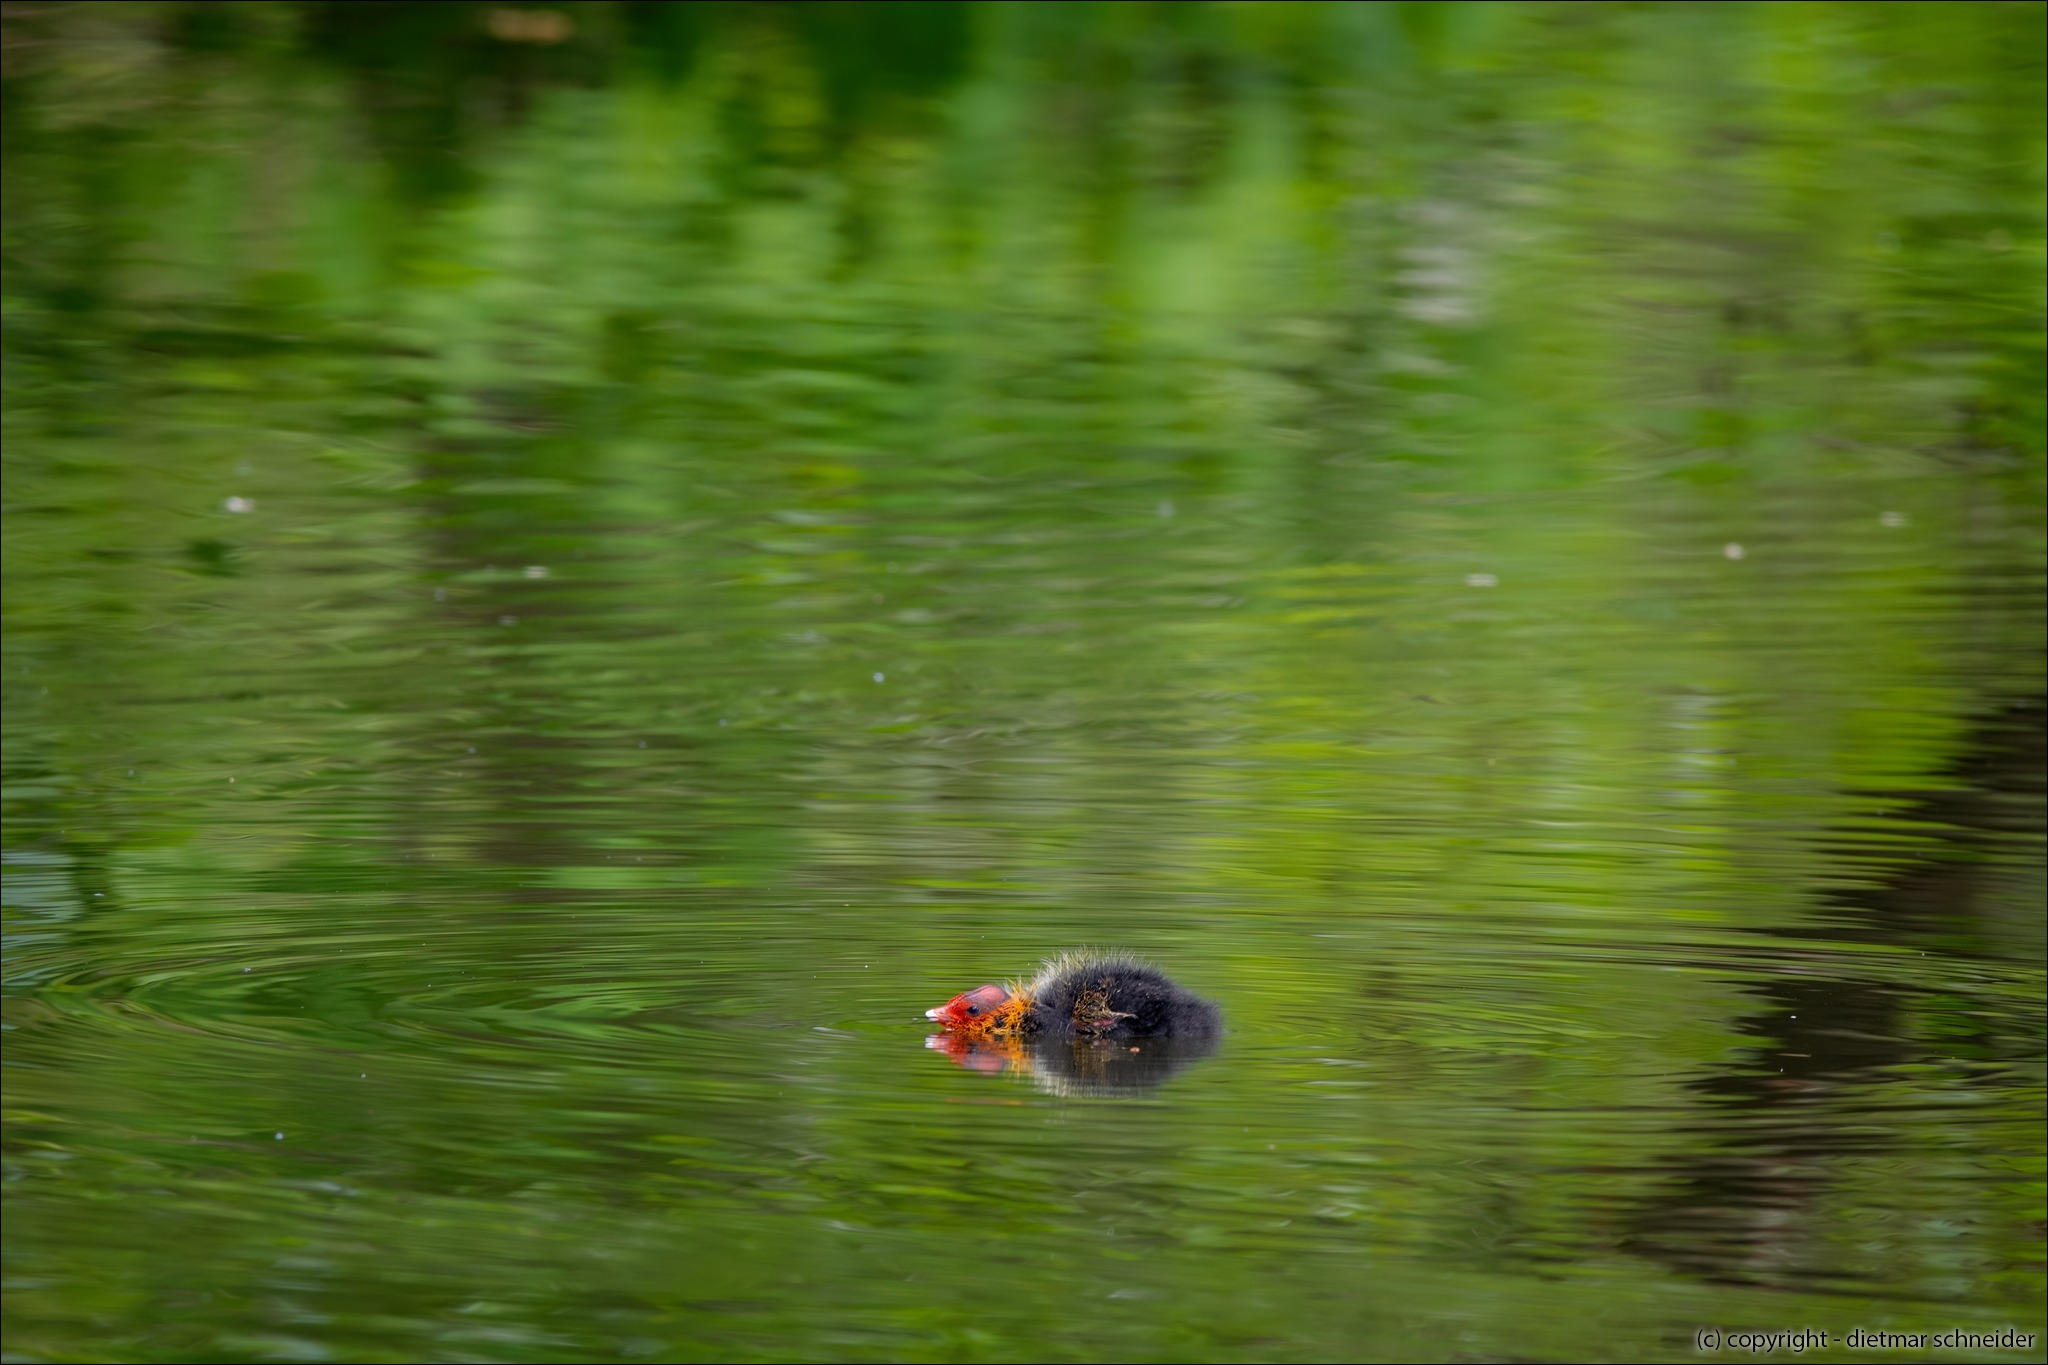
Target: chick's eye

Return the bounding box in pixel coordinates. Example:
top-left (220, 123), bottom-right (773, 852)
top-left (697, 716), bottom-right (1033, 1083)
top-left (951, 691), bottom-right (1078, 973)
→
top-left (965, 1004), bottom-right (981, 1016)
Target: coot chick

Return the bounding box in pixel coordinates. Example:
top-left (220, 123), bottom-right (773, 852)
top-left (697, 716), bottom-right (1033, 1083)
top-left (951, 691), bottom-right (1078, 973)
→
top-left (924, 952), bottom-right (1220, 1041)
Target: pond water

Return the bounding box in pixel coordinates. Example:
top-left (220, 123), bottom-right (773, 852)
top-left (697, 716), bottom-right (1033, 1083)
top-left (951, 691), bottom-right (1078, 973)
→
top-left (3, 5), bottom-right (2043, 1362)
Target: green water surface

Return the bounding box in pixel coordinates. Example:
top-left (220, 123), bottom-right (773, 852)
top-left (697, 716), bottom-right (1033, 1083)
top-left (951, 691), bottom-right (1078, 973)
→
top-left (3, 4), bottom-right (2044, 1362)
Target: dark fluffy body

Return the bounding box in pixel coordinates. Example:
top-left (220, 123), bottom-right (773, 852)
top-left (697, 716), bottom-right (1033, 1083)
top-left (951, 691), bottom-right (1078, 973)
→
top-left (1024, 956), bottom-right (1221, 1040)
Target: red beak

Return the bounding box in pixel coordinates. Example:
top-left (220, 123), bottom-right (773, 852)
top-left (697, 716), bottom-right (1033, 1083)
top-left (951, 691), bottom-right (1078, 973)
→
top-left (924, 983), bottom-right (1011, 1028)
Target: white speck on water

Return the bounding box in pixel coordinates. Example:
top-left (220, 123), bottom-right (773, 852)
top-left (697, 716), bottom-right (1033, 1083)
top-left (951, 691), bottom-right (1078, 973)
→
top-left (1723, 542), bottom-right (1746, 561)
top-left (1465, 573), bottom-right (1497, 588)
top-left (1880, 511), bottom-right (1907, 527)
top-left (275, 1132), bottom-right (283, 1141)
top-left (873, 671), bottom-right (885, 683)
top-left (1158, 499), bottom-right (1176, 519)
top-left (466, 746), bottom-right (476, 754)
top-left (433, 588), bottom-right (446, 601)
top-left (499, 615), bottom-right (517, 626)
top-left (638, 740), bottom-right (647, 748)
top-left (243, 966), bottom-right (251, 972)
top-left (224, 496), bottom-right (255, 514)
top-left (523, 565), bottom-right (548, 579)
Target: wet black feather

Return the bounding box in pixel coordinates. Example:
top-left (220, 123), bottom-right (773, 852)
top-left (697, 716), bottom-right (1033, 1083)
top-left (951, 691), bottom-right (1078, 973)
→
top-left (1023, 954), bottom-right (1220, 1039)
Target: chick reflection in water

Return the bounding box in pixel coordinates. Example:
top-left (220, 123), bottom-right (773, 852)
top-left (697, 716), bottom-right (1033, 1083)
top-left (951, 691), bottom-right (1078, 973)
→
top-left (925, 1031), bottom-right (1221, 1096)
top-left (923, 952), bottom-right (1220, 1094)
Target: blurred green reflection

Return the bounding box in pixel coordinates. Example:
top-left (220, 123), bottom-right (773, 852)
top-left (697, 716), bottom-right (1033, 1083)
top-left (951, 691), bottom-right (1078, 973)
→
top-left (3, 3), bottom-right (2042, 1362)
